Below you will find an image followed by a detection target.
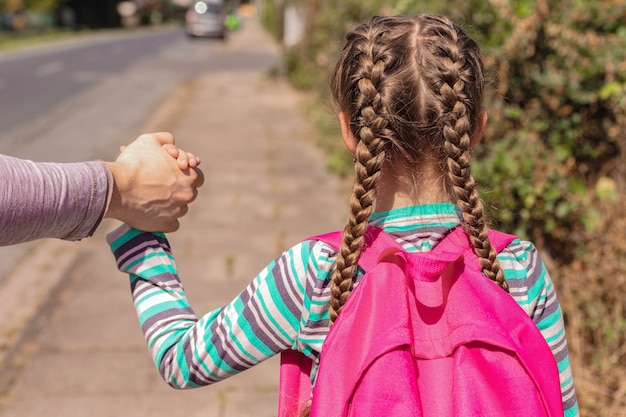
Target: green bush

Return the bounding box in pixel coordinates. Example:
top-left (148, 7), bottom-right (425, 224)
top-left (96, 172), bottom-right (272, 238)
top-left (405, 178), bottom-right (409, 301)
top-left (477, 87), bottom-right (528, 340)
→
top-left (283, 0), bottom-right (625, 261)
top-left (278, 0), bottom-right (626, 414)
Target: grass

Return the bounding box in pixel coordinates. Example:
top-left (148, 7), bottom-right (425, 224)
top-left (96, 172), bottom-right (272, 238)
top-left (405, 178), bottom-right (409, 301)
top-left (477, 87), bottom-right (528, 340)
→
top-left (0, 29), bottom-right (83, 52)
top-left (0, 22), bottom-right (181, 53)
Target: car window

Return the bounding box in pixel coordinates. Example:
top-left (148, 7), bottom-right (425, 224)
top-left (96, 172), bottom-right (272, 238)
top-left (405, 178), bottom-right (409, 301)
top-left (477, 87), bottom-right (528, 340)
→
top-left (193, 1), bottom-right (222, 14)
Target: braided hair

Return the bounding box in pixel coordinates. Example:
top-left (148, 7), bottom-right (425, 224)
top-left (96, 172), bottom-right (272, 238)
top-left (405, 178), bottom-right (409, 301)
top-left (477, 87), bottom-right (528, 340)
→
top-left (328, 15), bottom-right (506, 324)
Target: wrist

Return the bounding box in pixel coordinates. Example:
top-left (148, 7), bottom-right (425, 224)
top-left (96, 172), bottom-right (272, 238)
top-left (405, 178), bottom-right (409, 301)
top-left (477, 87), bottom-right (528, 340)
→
top-left (103, 161), bottom-right (125, 221)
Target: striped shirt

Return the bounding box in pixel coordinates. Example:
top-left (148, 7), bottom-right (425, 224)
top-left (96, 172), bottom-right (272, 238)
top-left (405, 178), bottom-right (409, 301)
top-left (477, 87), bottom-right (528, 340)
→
top-left (108, 202), bottom-right (579, 416)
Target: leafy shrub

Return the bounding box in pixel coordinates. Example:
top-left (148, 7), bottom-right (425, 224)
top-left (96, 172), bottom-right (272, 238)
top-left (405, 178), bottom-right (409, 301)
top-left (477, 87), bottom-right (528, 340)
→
top-left (278, 0), bottom-right (626, 414)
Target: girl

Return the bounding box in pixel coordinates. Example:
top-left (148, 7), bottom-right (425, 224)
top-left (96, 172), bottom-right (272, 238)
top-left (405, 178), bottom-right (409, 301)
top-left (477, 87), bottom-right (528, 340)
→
top-left (108, 14), bottom-right (578, 416)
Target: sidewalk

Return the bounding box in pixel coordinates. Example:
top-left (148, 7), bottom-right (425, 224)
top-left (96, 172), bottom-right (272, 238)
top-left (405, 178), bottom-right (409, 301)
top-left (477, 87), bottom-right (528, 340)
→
top-left (0, 19), bottom-right (347, 417)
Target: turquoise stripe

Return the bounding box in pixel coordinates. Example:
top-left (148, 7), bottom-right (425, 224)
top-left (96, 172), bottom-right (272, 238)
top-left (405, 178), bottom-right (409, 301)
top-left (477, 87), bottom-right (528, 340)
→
top-left (109, 229), bottom-right (166, 252)
top-left (500, 267), bottom-right (528, 280)
top-left (229, 316), bottom-right (271, 361)
top-left (565, 403), bottom-right (579, 417)
top-left (138, 300), bottom-right (190, 325)
top-left (141, 263), bottom-right (177, 277)
top-left (310, 298), bottom-right (329, 307)
top-left (525, 268), bottom-right (548, 303)
top-left (171, 339), bottom-right (190, 381)
top-left (135, 287), bottom-right (185, 311)
top-left (408, 241), bottom-right (435, 251)
top-left (225, 298), bottom-right (273, 358)
top-left (307, 309), bottom-right (329, 322)
top-left (201, 332), bottom-right (240, 374)
top-left (513, 247), bottom-right (530, 263)
top-left (536, 307), bottom-right (564, 334)
top-left (370, 202), bottom-right (458, 221)
top-left (558, 357), bottom-right (573, 377)
top-left (300, 336), bottom-right (325, 347)
top-left (125, 251), bottom-right (175, 271)
top-left (264, 276), bottom-right (298, 341)
top-left (192, 342), bottom-right (234, 380)
top-left (194, 311), bottom-right (240, 376)
top-left (109, 228), bottom-right (144, 252)
top-left (261, 300), bottom-right (294, 342)
top-left (154, 319), bottom-right (196, 346)
top-left (155, 330), bottom-right (188, 365)
top-left (382, 221), bottom-right (458, 234)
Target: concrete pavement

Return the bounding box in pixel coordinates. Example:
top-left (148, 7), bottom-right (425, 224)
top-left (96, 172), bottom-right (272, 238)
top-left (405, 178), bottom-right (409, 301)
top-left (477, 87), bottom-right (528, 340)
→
top-left (0, 18), bottom-right (348, 417)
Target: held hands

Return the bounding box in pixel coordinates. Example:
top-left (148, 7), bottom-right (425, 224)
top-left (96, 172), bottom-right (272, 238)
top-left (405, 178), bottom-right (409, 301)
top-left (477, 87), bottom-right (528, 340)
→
top-left (105, 132), bottom-right (204, 232)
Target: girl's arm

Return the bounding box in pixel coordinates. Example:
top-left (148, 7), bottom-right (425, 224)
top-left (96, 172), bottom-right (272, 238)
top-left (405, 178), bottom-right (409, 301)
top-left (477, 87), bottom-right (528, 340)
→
top-left (500, 241), bottom-right (580, 417)
top-left (107, 224), bottom-right (314, 388)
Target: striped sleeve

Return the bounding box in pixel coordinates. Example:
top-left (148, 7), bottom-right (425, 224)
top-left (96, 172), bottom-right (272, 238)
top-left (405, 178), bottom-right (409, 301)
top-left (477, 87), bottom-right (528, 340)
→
top-left (499, 240), bottom-right (580, 417)
top-left (107, 224), bottom-right (317, 389)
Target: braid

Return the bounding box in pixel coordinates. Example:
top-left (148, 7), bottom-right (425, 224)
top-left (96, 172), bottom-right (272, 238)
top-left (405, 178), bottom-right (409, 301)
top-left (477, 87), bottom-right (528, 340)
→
top-left (328, 15), bottom-right (508, 324)
top-left (417, 16), bottom-right (508, 291)
top-left (328, 20), bottom-right (404, 323)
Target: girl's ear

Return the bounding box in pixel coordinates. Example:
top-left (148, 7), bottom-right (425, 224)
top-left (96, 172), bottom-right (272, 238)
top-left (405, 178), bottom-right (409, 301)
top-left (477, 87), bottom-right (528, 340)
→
top-left (339, 112), bottom-right (358, 155)
top-left (470, 110), bottom-right (487, 148)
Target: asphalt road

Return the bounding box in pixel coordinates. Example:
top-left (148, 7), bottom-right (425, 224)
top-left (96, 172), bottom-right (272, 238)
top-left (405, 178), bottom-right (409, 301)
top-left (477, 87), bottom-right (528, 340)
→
top-left (0, 24), bottom-right (279, 284)
top-left (0, 25), bottom-right (278, 161)
top-left (0, 19), bottom-right (349, 416)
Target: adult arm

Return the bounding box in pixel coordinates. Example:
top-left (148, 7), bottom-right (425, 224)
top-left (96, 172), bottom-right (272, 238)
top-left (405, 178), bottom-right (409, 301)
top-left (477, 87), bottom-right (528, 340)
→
top-left (0, 132), bottom-right (203, 246)
top-left (0, 154), bottom-right (109, 245)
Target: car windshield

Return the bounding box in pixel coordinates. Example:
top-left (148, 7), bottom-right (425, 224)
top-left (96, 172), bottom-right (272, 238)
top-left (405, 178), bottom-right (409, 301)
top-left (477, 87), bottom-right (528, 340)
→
top-left (194, 2), bottom-right (221, 14)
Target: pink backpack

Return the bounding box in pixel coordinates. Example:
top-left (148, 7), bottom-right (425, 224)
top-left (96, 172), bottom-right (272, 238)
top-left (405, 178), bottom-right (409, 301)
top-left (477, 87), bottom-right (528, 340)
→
top-left (278, 226), bottom-right (563, 417)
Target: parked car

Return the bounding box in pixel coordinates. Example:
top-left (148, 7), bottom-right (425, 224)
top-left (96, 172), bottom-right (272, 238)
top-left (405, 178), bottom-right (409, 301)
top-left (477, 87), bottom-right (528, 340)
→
top-left (185, 0), bottom-right (226, 39)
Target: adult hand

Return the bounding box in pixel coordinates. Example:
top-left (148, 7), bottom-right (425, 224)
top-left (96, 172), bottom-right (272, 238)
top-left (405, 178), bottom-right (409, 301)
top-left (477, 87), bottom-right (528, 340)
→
top-left (105, 132), bottom-right (204, 232)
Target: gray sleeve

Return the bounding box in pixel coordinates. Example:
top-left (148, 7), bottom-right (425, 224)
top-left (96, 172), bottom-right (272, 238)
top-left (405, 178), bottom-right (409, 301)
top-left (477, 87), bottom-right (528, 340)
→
top-left (0, 154), bottom-right (112, 246)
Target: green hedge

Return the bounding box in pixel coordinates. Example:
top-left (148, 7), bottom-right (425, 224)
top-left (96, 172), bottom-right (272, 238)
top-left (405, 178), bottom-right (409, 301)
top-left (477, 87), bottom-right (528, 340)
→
top-left (283, 0), bottom-right (625, 264)
top-left (279, 1), bottom-right (626, 414)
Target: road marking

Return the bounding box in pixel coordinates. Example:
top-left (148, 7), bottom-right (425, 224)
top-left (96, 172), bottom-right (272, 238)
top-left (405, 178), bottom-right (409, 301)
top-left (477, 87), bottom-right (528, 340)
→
top-left (34, 60), bottom-right (64, 77)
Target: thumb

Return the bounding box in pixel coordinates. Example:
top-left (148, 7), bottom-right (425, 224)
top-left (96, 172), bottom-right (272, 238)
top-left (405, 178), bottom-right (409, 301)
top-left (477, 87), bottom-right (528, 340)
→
top-left (147, 132), bottom-right (175, 146)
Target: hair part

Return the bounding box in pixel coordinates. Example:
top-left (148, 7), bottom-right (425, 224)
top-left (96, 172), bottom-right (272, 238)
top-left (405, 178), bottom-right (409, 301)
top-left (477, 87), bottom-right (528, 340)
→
top-left (328, 14), bottom-right (507, 323)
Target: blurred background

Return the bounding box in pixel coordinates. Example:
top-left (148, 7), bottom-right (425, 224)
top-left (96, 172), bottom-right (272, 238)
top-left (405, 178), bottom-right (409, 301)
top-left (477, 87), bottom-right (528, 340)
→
top-left (0, 0), bottom-right (625, 416)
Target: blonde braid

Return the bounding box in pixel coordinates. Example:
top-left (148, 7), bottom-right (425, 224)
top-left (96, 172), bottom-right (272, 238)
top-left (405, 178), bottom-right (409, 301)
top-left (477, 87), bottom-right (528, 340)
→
top-left (418, 16), bottom-right (507, 290)
top-left (328, 20), bottom-right (405, 323)
top-left (328, 15), bottom-right (507, 324)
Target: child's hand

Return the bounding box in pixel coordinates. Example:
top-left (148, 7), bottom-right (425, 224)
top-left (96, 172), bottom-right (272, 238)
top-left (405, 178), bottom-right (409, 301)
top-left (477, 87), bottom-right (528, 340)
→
top-left (119, 143), bottom-right (201, 170)
top-left (162, 143), bottom-right (201, 170)
top-left (106, 132), bottom-right (204, 232)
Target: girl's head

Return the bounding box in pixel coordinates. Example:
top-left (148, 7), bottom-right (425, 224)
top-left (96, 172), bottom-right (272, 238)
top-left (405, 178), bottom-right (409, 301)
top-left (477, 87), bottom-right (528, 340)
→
top-left (328, 14), bottom-right (506, 323)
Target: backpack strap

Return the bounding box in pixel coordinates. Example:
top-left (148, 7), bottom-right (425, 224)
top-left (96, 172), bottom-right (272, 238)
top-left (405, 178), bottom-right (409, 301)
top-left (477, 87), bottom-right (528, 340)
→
top-left (277, 228), bottom-right (399, 417)
top-left (278, 349), bottom-right (313, 417)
